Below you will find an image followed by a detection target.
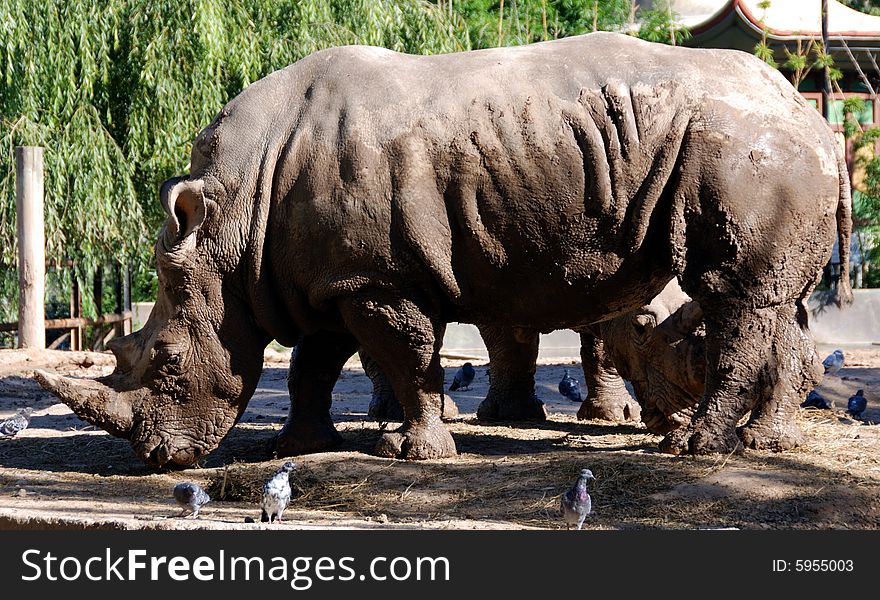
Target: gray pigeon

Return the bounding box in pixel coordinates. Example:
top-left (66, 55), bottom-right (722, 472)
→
top-left (449, 362), bottom-right (476, 392)
top-left (560, 468), bottom-right (595, 530)
top-left (0, 407), bottom-right (32, 437)
top-left (801, 390), bottom-right (831, 410)
top-left (847, 389), bottom-right (867, 419)
top-left (823, 349), bottom-right (845, 376)
top-left (173, 482), bottom-right (211, 518)
top-left (261, 461), bottom-right (296, 524)
top-left (558, 369), bottom-right (583, 403)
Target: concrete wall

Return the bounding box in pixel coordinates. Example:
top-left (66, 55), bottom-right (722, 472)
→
top-left (808, 289), bottom-right (880, 345)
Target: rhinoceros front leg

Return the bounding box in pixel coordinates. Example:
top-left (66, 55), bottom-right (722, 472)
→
top-left (476, 324), bottom-right (547, 422)
top-left (340, 294), bottom-right (456, 460)
top-left (738, 303), bottom-right (819, 451)
top-left (577, 331), bottom-right (641, 423)
top-left (361, 350), bottom-right (458, 421)
top-left (275, 331), bottom-right (359, 457)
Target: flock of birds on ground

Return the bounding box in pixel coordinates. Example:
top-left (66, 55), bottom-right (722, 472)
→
top-left (799, 349), bottom-right (869, 420)
top-left (169, 461), bottom-right (596, 530)
top-left (0, 350), bottom-right (871, 530)
top-left (173, 461), bottom-right (297, 524)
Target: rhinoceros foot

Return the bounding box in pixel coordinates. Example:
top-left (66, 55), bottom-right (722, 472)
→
top-left (275, 415), bottom-right (344, 457)
top-left (577, 390), bottom-right (641, 423)
top-left (374, 422), bottom-right (457, 459)
top-left (477, 392), bottom-right (547, 422)
top-left (737, 422), bottom-right (804, 452)
top-left (658, 422), bottom-right (743, 456)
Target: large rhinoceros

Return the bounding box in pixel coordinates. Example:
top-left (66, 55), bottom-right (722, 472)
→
top-left (36, 32), bottom-right (851, 466)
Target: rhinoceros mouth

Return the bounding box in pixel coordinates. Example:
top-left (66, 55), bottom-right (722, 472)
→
top-left (131, 411), bottom-right (238, 467)
top-left (133, 433), bottom-right (211, 467)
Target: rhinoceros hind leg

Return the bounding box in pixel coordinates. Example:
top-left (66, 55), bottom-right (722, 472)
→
top-left (577, 331), bottom-right (642, 423)
top-left (737, 304), bottom-right (816, 452)
top-left (658, 307), bottom-right (791, 455)
top-left (275, 331), bottom-right (358, 457)
top-left (476, 325), bottom-right (547, 422)
top-left (341, 294), bottom-right (457, 460)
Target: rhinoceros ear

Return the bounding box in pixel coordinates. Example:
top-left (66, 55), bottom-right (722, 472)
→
top-left (160, 177), bottom-right (207, 249)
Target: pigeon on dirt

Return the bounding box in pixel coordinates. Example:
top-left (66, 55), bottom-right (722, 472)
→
top-left (561, 468), bottom-right (595, 530)
top-left (558, 369), bottom-right (583, 403)
top-left (800, 390), bottom-right (831, 410)
top-left (0, 407), bottom-right (32, 438)
top-left (847, 389), bottom-right (867, 419)
top-left (173, 482), bottom-right (211, 518)
top-left (823, 349), bottom-right (845, 376)
top-left (449, 362), bottom-right (476, 392)
top-left (261, 461), bottom-right (296, 524)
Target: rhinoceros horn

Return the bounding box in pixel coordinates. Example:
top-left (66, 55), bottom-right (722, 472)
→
top-left (33, 370), bottom-right (137, 438)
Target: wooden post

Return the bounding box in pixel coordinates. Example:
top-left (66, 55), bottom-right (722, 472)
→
top-left (93, 267), bottom-right (103, 350)
top-left (15, 146), bottom-right (46, 349)
top-left (70, 274), bottom-right (82, 351)
top-left (123, 264), bottom-right (132, 335)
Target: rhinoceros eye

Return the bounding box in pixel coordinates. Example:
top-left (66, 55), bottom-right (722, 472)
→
top-left (151, 342), bottom-right (187, 373)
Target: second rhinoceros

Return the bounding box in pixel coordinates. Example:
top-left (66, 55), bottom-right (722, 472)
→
top-left (37, 32), bottom-right (850, 466)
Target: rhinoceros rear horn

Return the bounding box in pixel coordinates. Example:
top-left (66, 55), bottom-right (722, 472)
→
top-left (160, 176), bottom-right (207, 249)
top-left (34, 370), bottom-right (137, 438)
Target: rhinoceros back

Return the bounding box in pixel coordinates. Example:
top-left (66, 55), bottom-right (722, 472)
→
top-left (194, 32), bottom-right (839, 325)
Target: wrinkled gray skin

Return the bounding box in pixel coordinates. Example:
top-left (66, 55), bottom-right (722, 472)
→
top-left (36, 33), bottom-right (851, 466)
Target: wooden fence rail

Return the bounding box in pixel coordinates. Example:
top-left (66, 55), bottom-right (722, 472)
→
top-left (0, 311), bottom-right (132, 333)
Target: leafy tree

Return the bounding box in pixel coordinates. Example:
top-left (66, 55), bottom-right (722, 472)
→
top-left (442, 1), bottom-right (683, 49)
top-left (636, 1), bottom-right (689, 45)
top-left (0, 0), bottom-right (469, 323)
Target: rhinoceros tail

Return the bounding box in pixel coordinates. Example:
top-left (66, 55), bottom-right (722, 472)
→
top-left (834, 141), bottom-right (854, 307)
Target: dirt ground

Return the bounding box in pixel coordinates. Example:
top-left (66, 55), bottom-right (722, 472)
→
top-left (0, 344), bottom-right (878, 530)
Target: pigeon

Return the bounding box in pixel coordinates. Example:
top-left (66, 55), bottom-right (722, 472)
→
top-left (449, 362), bottom-right (476, 392)
top-left (261, 461), bottom-right (296, 524)
top-left (847, 389), bottom-right (867, 419)
top-left (558, 369), bottom-right (583, 403)
top-left (173, 482), bottom-right (211, 518)
top-left (0, 407), bottom-right (32, 437)
top-left (822, 349), bottom-right (845, 376)
top-left (560, 468), bottom-right (595, 530)
top-left (800, 390), bottom-right (831, 410)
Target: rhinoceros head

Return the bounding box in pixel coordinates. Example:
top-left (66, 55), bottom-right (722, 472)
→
top-left (37, 173), bottom-right (272, 467)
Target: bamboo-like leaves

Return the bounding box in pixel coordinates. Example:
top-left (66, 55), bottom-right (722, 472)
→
top-left (0, 0), bottom-right (469, 320)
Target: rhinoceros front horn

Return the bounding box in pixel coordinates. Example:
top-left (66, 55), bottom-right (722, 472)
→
top-left (34, 370), bottom-right (137, 438)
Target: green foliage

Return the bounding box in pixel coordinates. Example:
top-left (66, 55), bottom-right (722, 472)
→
top-left (841, 0), bottom-right (880, 16)
top-left (445, 1), bottom-right (683, 49)
top-left (1, 0), bottom-right (468, 320)
top-left (753, 41), bottom-right (778, 68)
top-left (637, 1), bottom-right (690, 45)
